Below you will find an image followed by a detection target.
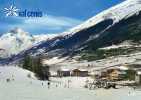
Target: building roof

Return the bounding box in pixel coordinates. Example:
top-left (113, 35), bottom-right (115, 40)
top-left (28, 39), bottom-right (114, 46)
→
top-left (137, 71), bottom-right (141, 75)
top-left (59, 68), bottom-right (70, 71)
top-left (117, 66), bottom-right (128, 70)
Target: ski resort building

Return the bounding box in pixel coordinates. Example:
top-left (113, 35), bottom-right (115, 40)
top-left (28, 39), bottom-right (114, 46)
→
top-left (57, 69), bottom-right (71, 77)
top-left (90, 65), bottom-right (128, 81)
top-left (56, 68), bottom-right (89, 77)
top-left (71, 69), bottom-right (89, 77)
top-left (105, 68), bottom-right (127, 81)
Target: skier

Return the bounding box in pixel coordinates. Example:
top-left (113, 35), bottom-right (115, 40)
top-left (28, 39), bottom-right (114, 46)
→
top-left (48, 81), bottom-right (50, 89)
top-left (68, 80), bottom-right (71, 88)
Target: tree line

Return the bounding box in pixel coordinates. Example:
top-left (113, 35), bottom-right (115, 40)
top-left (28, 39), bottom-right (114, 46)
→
top-left (21, 54), bottom-right (50, 80)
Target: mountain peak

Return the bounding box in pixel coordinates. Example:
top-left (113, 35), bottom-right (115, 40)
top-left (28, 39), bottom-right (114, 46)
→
top-left (9, 27), bottom-right (28, 36)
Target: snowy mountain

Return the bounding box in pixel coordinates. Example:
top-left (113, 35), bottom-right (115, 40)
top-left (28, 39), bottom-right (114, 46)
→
top-left (1, 0), bottom-right (141, 64)
top-left (0, 28), bottom-right (56, 58)
top-left (34, 34), bottom-right (58, 43)
top-left (60, 0), bottom-right (141, 37)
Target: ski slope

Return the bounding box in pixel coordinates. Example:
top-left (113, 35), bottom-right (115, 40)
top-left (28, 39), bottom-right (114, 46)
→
top-left (0, 66), bottom-right (141, 100)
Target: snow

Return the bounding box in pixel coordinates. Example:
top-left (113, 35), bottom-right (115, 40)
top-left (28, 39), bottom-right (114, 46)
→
top-left (51, 77), bottom-right (92, 88)
top-left (42, 57), bottom-right (68, 65)
top-left (0, 66), bottom-right (141, 100)
top-left (99, 44), bottom-right (132, 50)
top-left (34, 34), bottom-right (58, 42)
top-left (117, 66), bottom-right (129, 70)
top-left (50, 49), bottom-right (141, 73)
top-left (0, 78), bottom-right (141, 100)
top-left (0, 66), bottom-right (36, 81)
top-left (99, 41), bottom-right (136, 50)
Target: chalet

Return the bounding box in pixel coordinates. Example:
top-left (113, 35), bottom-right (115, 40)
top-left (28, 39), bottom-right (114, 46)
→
top-left (106, 68), bottom-right (127, 81)
top-left (57, 69), bottom-right (71, 77)
top-left (89, 67), bottom-right (108, 79)
top-left (71, 69), bottom-right (88, 77)
top-left (90, 65), bottom-right (128, 81)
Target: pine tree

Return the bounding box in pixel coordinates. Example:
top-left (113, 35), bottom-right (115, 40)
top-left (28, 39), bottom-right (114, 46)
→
top-left (22, 54), bottom-right (32, 71)
top-left (22, 55), bottom-right (50, 80)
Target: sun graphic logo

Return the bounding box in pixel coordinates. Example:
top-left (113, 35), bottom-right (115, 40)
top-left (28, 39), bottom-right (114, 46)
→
top-left (4, 5), bottom-right (19, 17)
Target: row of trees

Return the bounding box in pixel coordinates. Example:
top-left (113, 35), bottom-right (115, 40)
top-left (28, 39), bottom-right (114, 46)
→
top-left (22, 55), bottom-right (50, 80)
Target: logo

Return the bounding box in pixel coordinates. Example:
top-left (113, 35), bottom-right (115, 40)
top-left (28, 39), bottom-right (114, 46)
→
top-left (4, 5), bottom-right (19, 17)
top-left (4, 5), bottom-right (43, 17)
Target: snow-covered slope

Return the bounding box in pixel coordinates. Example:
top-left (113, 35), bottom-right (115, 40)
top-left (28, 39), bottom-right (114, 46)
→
top-left (38, 0), bottom-right (141, 66)
top-left (0, 66), bottom-right (36, 82)
top-left (27, 0), bottom-right (141, 52)
top-left (61, 0), bottom-right (141, 37)
top-left (34, 34), bottom-right (58, 42)
top-left (1, 66), bottom-right (141, 100)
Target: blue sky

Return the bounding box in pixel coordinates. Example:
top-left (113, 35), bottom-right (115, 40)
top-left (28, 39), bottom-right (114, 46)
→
top-left (0, 0), bottom-right (124, 35)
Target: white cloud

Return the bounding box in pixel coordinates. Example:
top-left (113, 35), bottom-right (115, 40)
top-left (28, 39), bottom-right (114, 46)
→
top-left (4, 15), bottom-right (83, 34)
top-left (24, 15), bottom-right (82, 27)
